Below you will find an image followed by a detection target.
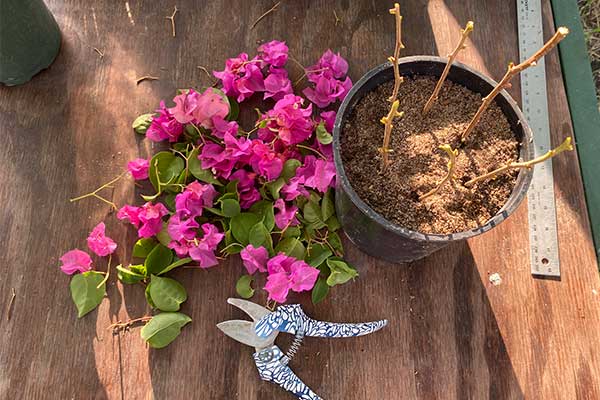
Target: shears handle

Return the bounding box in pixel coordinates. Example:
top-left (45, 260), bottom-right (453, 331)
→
top-left (253, 346), bottom-right (322, 400)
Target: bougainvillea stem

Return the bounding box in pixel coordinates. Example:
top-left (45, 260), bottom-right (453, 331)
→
top-left (465, 137), bottom-right (573, 187)
top-left (388, 3), bottom-right (404, 103)
top-left (419, 144), bottom-right (459, 200)
top-left (423, 21), bottom-right (474, 115)
top-left (379, 99), bottom-right (403, 169)
top-left (165, 6), bottom-right (178, 38)
top-left (107, 316), bottom-right (153, 332)
top-left (69, 172), bottom-right (126, 210)
top-left (461, 27), bottom-right (569, 142)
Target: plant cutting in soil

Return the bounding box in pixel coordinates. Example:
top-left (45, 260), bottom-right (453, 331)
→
top-left (56, 41), bottom-right (358, 348)
top-left (341, 3), bottom-right (574, 235)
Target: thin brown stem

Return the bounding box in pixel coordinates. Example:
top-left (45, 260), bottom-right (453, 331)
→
top-left (461, 27), bottom-right (569, 142)
top-left (251, 1), bottom-right (281, 30)
top-left (388, 3), bottom-right (404, 103)
top-left (296, 144), bottom-right (327, 160)
top-left (135, 75), bottom-right (160, 85)
top-left (93, 47), bottom-right (105, 59)
top-left (465, 137), bottom-right (573, 187)
top-left (165, 6), bottom-right (178, 37)
top-left (419, 145), bottom-right (459, 200)
top-left (333, 10), bottom-right (341, 26)
top-left (97, 255), bottom-right (112, 289)
top-left (6, 288), bottom-right (16, 321)
top-left (70, 172), bottom-right (126, 210)
top-left (423, 21), bottom-right (474, 114)
top-left (108, 316), bottom-right (153, 332)
top-left (379, 100), bottom-right (403, 169)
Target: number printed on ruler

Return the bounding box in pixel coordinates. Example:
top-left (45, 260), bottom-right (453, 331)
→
top-left (517, 0), bottom-right (561, 277)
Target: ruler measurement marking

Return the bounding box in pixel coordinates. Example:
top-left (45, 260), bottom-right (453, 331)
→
top-left (517, 0), bottom-right (561, 277)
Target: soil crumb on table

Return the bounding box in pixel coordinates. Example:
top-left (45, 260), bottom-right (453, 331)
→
top-left (341, 76), bottom-right (520, 234)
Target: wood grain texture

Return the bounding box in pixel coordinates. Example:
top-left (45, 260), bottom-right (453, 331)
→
top-left (1, 1), bottom-right (599, 399)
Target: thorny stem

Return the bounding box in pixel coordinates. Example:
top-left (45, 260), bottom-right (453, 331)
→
top-left (419, 145), bottom-right (459, 200)
top-left (388, 3), bottom-right (404, 103)
top-left (465, 137), bottom-right (573, 187)
top-left (108, 316), bottom-right (153, 332)
top-left (251, 1), bottom-right (281, 30)
top-left (97, 255), bottom-right (112, 289)
top-left (165, 6), bottom-right (178, 37)
top-left (379, 100), bottom-right (404, 169)
top-left (135, 75), bottom-right (160, 85)
top-left (461, 27), bottom-right (569, 142)
top-left (423, 21), bottom-right (474, 115)
top-left (70, 172), bottom-right (126, 210)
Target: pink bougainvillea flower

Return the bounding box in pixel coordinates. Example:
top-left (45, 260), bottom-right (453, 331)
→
top-left (263, 68), bottom-right (293, 101)
top-left (303, 75), bottom-right (352, 108)
top-left (175, 181), bottom-right (217, 218)
top-left (230, 169), bottom-right (261, 209)
top-left (213, 53), bottom-right (265, 102)
top-left (86, 222), bottom-right (117, 257)
top-left (187, 223), bottom-right (224, 268)
top-left (117, 202), bottom-right (168, 238)
top-left (146, 101), bottom-right (184, 143)
top-left (258, 94), bottom-right (313, 146)
top-left (258, 40), bottom-right (289, 67)
top-left (200, 133), bottom-right (252, 179)
top-left (250, 140), bottom-right (284, 181)
top-left (296, 155), bottom-right (336, 193)
top-left (281, 176), bottom-right (310, 201)
top-left (240, 244), bottom-right (269, 274)
top-left (193, 88), bottom-right (230, 129)
top-left (212, 117), bottom-right (239, 139)
top-left (274, 198), bottom-right (299, 230)
top-left (59, 249), bottom-right (93, 275)
top-left (170, 88), bottom-right (201, 124)
top-left (318, 110), bottom-right (336, 132)
top-left (127, 158), bottom-right (149, 180)
top-left (264, 254), bottom-right (320, 303)
top-left (306, 49), bottom-right (349, 81)
top-left (167, 214), bottom-right (199, 242)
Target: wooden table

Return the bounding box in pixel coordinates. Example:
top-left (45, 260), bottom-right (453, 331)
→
top-left (1, 1), bottom-right (599, 399)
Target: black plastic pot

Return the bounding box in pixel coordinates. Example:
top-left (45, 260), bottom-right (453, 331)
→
top-left (333, 56), bottom-right (534, 263)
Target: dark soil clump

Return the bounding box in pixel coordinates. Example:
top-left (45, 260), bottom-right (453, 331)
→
top-left (340, 75), bottom-right (520, 234)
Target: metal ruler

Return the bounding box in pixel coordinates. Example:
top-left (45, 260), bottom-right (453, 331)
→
top-left (517, 0), bottom-right (560, 277)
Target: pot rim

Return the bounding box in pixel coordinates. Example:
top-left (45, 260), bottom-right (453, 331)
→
top-left (332, 55), bottom-right (534, 242)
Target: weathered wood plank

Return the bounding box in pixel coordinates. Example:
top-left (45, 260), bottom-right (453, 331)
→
top-left (0, 1), bottom-right (598, 399)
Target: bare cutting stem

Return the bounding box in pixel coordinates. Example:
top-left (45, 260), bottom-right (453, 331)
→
top-left (166, 6), bottom-right (178, 37)
top-left (135, 75), bottom-right (160, 85)
top-left (465, 137), bottom-right (573, 187)
top-left (461, 27), bottom-right (569, 142)
top-left (251, 1), bottom-right (281, 30)
top-left (388, 3), bottom-right (404, 103)
top-left (69, 172), bottom-right (126, 210)
top-left (419, 145), bottom-right (459, 200)
top-left (423, 21), bottom-right (474, 114)
top-left (108, 316), bottom-right (153, 332)
top-left (379, 100), bottom-right (404, 169)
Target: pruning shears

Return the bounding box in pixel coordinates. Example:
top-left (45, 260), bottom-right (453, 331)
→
top-left (217, 298), bottom-right (388, 400)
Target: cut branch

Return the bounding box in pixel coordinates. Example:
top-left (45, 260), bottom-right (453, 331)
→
top-left (419, 144), bottom-right (459, 200)
top-left (379, 100), bottom-right (404, 169)
top-left (423, 21), bottom-right (474, 114)
top-left (135, 75), bottom-right (160, 85)
top-left (461, 27), bottom-right (569, 142)
top-left (388, 3), bottom-right (404, 103)
top-left (251, 1), bottom-right (281, 30)
top-left (165, 6), bottom-right (178, 37)
top-left (464, 137), bottom-right (573, 187)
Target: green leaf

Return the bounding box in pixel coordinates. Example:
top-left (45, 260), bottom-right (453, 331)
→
top-left (221, 198), bottom-right (241, 218)
top-left (149, 275), bottom-right (187, 312)
top-left (325, 215), bottom-right (341, 232)
top-left (188, 148), bottom-right (222, 185)
top-left (145, 284), bottom-right (156, 308)
top-left (69, 271), bottom-right (106, 318)
top-left (156, 222), bottom-right (172, 247)
top-left (140, 312), bottom-right (192, 349)
top-left (281, 159), bottom-right (301, 181)
top-left (133, 238), bottom-right (157, 259)
top-left (236, 275), bottom-right (255, 299)
top-left (328, 231), bottom-right (344, 256)
top-left (249, 222), bottom-right (269, 247)
top-left (116, 265), bottom-right (146, 284)
top-left (158, 257), bottom-right (193, 275)
top-left (145, 244), bottom-right (173, 275)
top-left (226, 96), bottom-right (240, 121)
top-left (148, 151), bottom-right (185, 192)
top-left (303, 200), bottom-right (323, 223)
top-left (315, 121), bottom-right (333, 145)
top-left (282, 226), bottom-right (301, 238)
top-left (250, 201), bottom-right (275, 231)
top-left (265, 177), bottom-right (285, 199)
top-left (130, 264), bottom-right (147, 275)
top-left (311, 278), bottom-right (329, 304)
top-left (326, 258), bottom-right (358, 286)
top-left (275, 237), bottom-right (306, 260)
top-left (231, 213), bottom-right (261, 245)
top-left (132, 113), bottom-right (154, 134)
top-left (321, 189), bottom-right (335, 222)
top-left (306, 243), bottom-right (333, 267)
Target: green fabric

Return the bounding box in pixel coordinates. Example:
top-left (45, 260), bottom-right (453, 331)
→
top-left (551, 0), bottom-right (600, 262)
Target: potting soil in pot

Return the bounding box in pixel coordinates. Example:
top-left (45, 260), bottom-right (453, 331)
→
top-left (341, 76), bottom-right (520, 234)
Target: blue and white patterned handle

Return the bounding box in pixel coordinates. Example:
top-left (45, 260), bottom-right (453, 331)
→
top-left (255, 304), bottom-right (388, 338)
top-left (253, 345), bottom-right (322, 400)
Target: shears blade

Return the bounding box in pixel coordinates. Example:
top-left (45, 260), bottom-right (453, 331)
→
top-left (217, 320), bottom-right (278, 350)
top-left (227, 298), bottom-right (271, 322)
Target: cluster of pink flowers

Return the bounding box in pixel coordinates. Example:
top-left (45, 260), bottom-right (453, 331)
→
top-left (60, 41), bottom-right (351, 304)
top-left (59, 222), bottom-right (117, 275)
